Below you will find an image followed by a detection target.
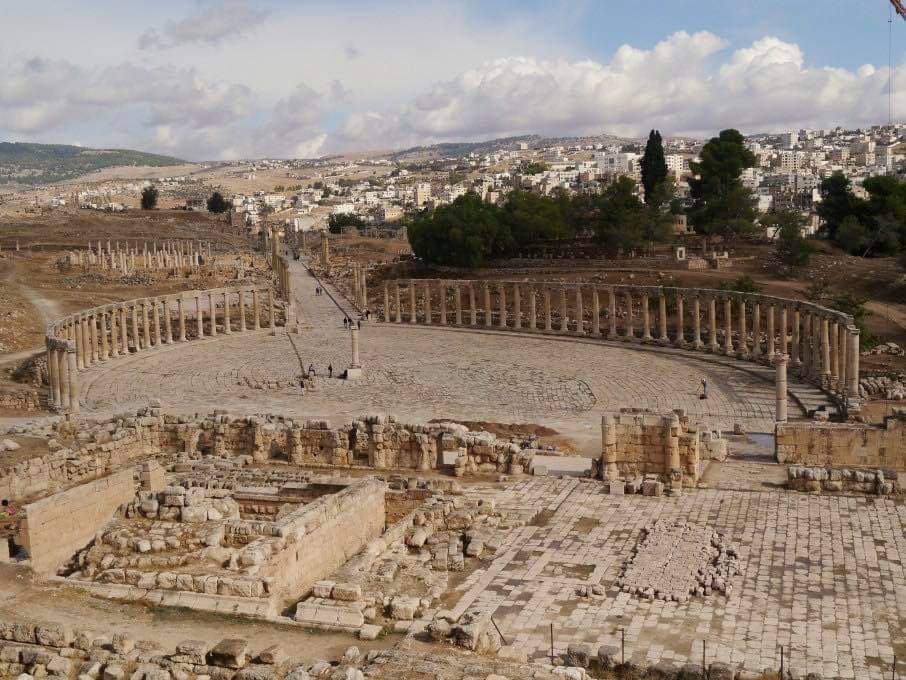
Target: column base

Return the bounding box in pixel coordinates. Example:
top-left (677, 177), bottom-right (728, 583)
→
top-left (345, 366), bottom-right (363, 379)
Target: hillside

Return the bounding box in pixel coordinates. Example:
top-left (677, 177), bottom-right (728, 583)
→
top-left (0, 142), bottom-right (184, 186)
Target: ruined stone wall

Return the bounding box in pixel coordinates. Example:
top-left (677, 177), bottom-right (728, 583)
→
top-left (775, 416), bottom-right (906, 470)
top-left (19, 469), bottom-right (136, 575)
top-left (601, 410), bottom-right (702, 485)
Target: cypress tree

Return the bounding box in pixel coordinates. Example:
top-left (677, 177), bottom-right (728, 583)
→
top-left (640, 129), bottom-right (668, 205)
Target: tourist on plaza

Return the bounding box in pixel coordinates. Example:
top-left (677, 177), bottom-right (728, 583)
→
top-left (328, 364), bottom-right (333, 378)
top-left (700, 378), bottom-right (708, 399)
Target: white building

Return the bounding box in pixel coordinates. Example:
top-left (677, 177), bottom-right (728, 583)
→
top-left (594, 152), bottom-right (639, 174)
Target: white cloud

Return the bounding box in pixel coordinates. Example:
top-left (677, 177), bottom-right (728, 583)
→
top-left (139, 0), bottom-right (269, 49)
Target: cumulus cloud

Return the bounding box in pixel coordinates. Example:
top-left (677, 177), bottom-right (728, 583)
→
top-left (331, 31), bottom-right (906, 151)
top-left (139, 0), bottom-right (269, 49)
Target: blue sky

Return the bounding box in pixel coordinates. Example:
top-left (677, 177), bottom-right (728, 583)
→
top-left (1, 0), bottom-right (905, 159)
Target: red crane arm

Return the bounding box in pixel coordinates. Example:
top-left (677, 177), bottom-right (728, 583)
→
top-left (892, 0), bottom-right (906, 19)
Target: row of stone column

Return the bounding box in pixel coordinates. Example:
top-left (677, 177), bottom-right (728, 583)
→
top-left (352, 264), bottom-right (368, 309)
top-left (381, 280), bottom-right (860, 398)
top-left (48, 287), bottom-right (278, 411)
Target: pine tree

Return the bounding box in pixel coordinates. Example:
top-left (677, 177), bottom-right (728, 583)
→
top-left (640, 130), bottom-right (668, 205)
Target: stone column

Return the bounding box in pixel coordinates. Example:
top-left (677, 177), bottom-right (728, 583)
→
top-left (544, 288), bottom-right (552, 331)
top-left (237, 292), bottom-right (246, 332)
top-left (120, 307), bottom-right (128, 353)
top-left (48, 346), bottom-right (60, 408)
top-left (141, 302), bottom-right (151, 349)
top-left (813, 316), bottom-right (823, 382)
top-left (196, 295), bottom-right (205, 338)
top-left (67, 346), bottom-right (79, 414)
top-left (268, 289), bottom-right (276, 333)
top-left (737, 299), bottom-right (748, 358)
top-left (692, 296), bottom-right (703, 349)
top-left (724, 297), bottom-right (733, 356)
top-left (513, 285), bottom-right (522, 330)
top-left (484, 283), bottom-right (492, 327)
top-left (395, 284), bottom-right (402, 323)
top-left (469, 284), bottom-right (477, 326)
top-left (89, 314), bottom-right (98, 363)
top-left (438, 282), bottom-right (447, 326)
top-left (82, 315), bottom-right (92, 365)
top-left (775, 354), bottom-right (789, 422)
top-left (573, 287), bottom-right (583, 335)
top-left (790, 308), bottom-right (799, 366)
top-left (658, 294), bottom-right (669, 343)
top-left (409, 282), bottom-right (417, 323)
top-left (109, 310), bottom-right (119, 357)
top-left (708, 297), bottom-right (719, 352)
top-left (455, 284), bottom-right (463, 325)
top-left (383, 282), bottom-right (390, 323)
top-left (752, 303), bottom-right (761, 360)
top-left (623, 291), bottom-right (633, 339)
top-left (591, 288), bottom-right (600, 336)
top-left (559, 288), bottom-right (568, 333)
top-left (821, 317), bottom-right (831, 386)
top-left (847, 328), bottom-right (860, 399)
top-left (498, 284), bottom-right (507, 329)
top-left (608, 289), bottom-right (617, 338)
top-left (350, 326), bottom-right (361, 368)
top-left (175, 299), bottom-right (185, 340)
top-left (58, 347), bottom-right (69, 410)
top-left (100, 312), bottom-right (109, 360)
top-left (601, 415), bottom-right (618, 481)
top-left (830, 320), bottom-right (839, 388)
top-left (424, 282), bottom-right (433, 325)
top-left (838, 323), bottom-right (848, 395)
top-left (800, 312), bottom-right (811, 374)
top-left (641, 293), bottom-right (652, 341)
top-left (223, 292), bottom-right (232, 334)
top-left (675, 295), bottom-right (685, 346)
top-left (152, 300), bottom-right (161, 346)
top-left (74, 318), bottom-right (84, 370)
top-left (766, 305), bottom-right (776, 359)
top-left (209, 293), bottom-right (218, 336)
top-left (529, 289), bottom-right (537, 331)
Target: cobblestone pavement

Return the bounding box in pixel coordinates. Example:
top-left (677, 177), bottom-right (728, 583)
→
top-left (78, 262), bottom-right (831, 451)
top-left (457, 478), bottom-right (906, 679)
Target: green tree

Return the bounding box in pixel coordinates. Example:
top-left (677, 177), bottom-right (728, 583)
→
top-left (407, 192), bottom-right (503, 267)
top-left (688, 129), bottom-right (756, 238)
top-left (817, 172), bottom-right (867, 241)
top-left (719, 275), bottom-right (761, 293)
top-left (328, 213), bottom-right (365, 234)
top-left (498, 190), bottom-right (573, 245)
top-left (522, 162), bottom-right (548, 175)
top-left (140, 185), bottom-right (158, 210)
top-left (765, 211), bottom-right (812, 267)
top-left (206, 191), bottom-right (229, 213)
top-left (836, 215), bottom-right (867, 255)
top-left (593, 177), bottom-right (647, 255)
top-left (640, 130), bottom-right (668, 206)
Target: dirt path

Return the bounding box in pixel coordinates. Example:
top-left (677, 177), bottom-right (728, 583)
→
top-left (0, 563), bottom-right (401, 659)
top-left (865, 300), bottom-right (906, 333)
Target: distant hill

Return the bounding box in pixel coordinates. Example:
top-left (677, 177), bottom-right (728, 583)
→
top-left (389, 135), bottom-right (542, 162)
top-left (0, 142), bottom-right (184, 186)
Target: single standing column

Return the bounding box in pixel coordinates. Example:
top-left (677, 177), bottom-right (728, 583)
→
top-left (766, 305), bottom-right (776, 359)
top-left (573, 287), bottom-right (583, 335)
top-left (195, 295), bottom-right (205, 338)
top-left (658, 294), bottom-right (669, 343)
top-left (513, 285), bottom-right (521, 330)
top-left (724, 298), bottom-right (734, 356)
top-left (751, 303), bottom-right (761, 360)
top-left (544, 288), bottom-right (552, 331)
top-left (499, 283), bottom-right (507, 329)
top-left (455, 284), bottom-right (463, 325)
top-left (529, 289), bottom-right (537, 330)
top-left (813, 316), bottom-right (823, 382)
top-left (641, 293), bottom-right (652, 340)
top-left (223, 292), bottom-right (232, 334)
top-left (559, 288), bottom-right (568, 333)
top-left (74, 318), bottom-right (84, 370)
top-left (350, 326), bottom-right (361, 368)
top-left (383, 283), bottom-right (390, 323)
top-left (237, 292), bottom-right (246, 332)
top-left (837, 323), bottom-right (847, 395)
top-left (395, 284), bottom-right (402, 323)
top-left (591, 288), bottom-right (600, 336)
top-left (108, 311), bottom-right (118, 357)
top-left (675, 295), bottom-right (685, 346)
top-left (100, 312), bottom-right (109, 360)
top-left (209, 293), bottom-right (218, 336)
top-left (692, 296), bottom-right (703, 349)
top-left (623, 291), bottom-right (633, 339)
top-left (847, 328), bottom-right (860, 399)
top-left (830, 320), bottom-right (839, 388)
top-left (178, 299), bottom-right (187, 340)
top-left (268, 289), bottom-right (276, 333)
top-left (800, 312), bottom-right (811, 374)
top-left (424, 282), bottom-right (433, 325)
top-left (119, 307), bottom-right (128, 353)
top-left (439, 282), bottom-right (447, 326)
top-left (48, 347), bottom-right (60, 408)
top-left (67, 348), bottom-right (79, 415)
top-left (163, 299), bottom-right (173, 343)
top-left (608, 289), bottom-right (617, 338)
top-left (59, 346), bottom-right (70, 409)
top-left (469, 285), bottom-right (477, 326)
top-left (82, 315), bottom-right (92, 365)
top-left (409, 282), bottom-right (417, 323)
top-left (709, 297), bottom-right (719, 352)
top-left (484, 283), bottom-right (492, 327)
top-left (152, 300), bottom-right (161, 346)
top-left (821, 317), bottom-right (831, 385)
top-left (141, 302), bottom-right (151, 349)
top-left (89, 314), bottom-right (98, 363)
top-left (775, 354), bottom-right (789, 422)
top-left (253, 290), bottom-right (261, 330)
top-left (790, 308), bottom-right (799, 365)
top-left (737, 299), bottom-right (748, 358)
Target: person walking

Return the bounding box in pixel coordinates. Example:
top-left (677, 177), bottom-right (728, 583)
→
top-left (357, 319), bottom-right (362, 330)
top-left (328, 364), bottom-right (333, 378)
top-left (700, 378), bottom-right (708, 399)
top-left (343, 317), bottom-right (348, 329)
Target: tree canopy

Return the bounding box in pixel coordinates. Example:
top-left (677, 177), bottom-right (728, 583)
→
top-left (206, 191), bottom-right (229, 213)
top-left (688, 129), bottom-right (756, 239)
top-left (140, 185), bottom-right (158, 210)
top-left (640, 130), bottom-right (668, 206)
top-left (328, 213), bottom-right (365, 234)
top-left (764, 210), bottom-right (812, 267)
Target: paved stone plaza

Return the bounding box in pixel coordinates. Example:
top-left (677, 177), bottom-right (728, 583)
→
top-left (77, 261), bottom-right (831, 452)
top-left (456, 478), bottom-right (906, 679)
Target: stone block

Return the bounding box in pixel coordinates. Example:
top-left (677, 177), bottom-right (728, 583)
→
top-left (358, 625), bottom-right (381, 641)
top-left (207, 639), bottom-right (249, 670)
top-left (597, 645), bottom-right (619, 670)
top-left (565, 643), bottom-right (592, 668)
top-left (256, 646), bottom-right (284, 665)
top-left (642, 479), bottom-right (664, 497)
top-left (331, 583), bottom-right (362, 602)
top-left (390, 596), bottom-right (419, 620)
top-left (608, 480), bottom-right (625, 495)
top-left (312, 581), bottom-right (335, 599)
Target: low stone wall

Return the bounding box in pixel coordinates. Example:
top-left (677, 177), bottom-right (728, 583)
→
top-left (19, 468), bottom-right (137, 575)
top-left (787, 465), bottom-right (899, 495)
top-left (775, 415), bottom-right (906, 470)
